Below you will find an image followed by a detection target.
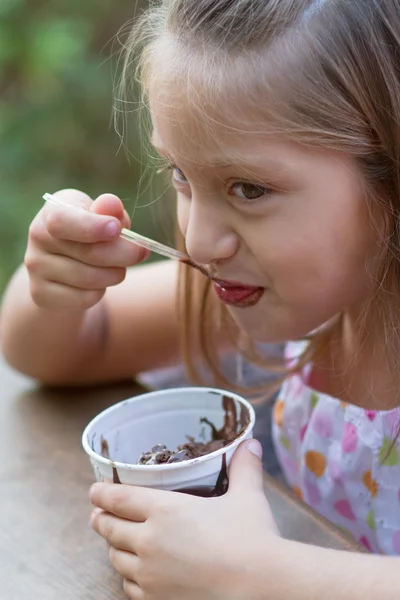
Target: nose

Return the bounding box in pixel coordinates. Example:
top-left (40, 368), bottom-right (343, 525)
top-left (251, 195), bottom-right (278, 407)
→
top-left (179, 196), bottom-right (239, 266)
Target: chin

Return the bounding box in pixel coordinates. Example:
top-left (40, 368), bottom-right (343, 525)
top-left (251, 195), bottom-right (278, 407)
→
top-left (226, 309), bottom-right (286, 344)
top-left (244, 327), bottom-right (291, 345)
top-left (226, 304), bottom-right (321, 345)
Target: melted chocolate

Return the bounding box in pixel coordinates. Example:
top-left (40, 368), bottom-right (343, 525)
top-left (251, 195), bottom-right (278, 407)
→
top-left (175, 455), bottom-right (228, 497)
top-left (214, 453), bottom-right (229, 495)
top-left (137, 394), bottom-right (247, 465)
top-left (176, 486), bottom-right (217, 497)
top-left (112, 463), bottom-right (121, 484)
top-left (98, 435), bottom-right (121, 483)
top-left (240, 402), bottom-right (250, 431)
top-left (181, 258), bottom-right (210, 278)
top-left (100, 435), bottom-right (110, 459)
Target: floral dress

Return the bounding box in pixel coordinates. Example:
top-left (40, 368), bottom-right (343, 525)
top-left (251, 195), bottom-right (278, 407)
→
top-left (272, 341), bottom-right (400, 555)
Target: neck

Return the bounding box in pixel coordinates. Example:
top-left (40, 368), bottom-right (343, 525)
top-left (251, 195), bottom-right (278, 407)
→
top-left (309, 312), bottom-right (400, 411)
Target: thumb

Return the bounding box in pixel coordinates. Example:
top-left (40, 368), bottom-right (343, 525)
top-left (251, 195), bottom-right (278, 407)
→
top-left (91, 193), bottom-right (131, 228)
top-left (228, 439), bottom-right (264, 495)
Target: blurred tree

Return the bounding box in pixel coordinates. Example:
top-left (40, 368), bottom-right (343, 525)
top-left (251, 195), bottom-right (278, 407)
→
top-left (0, 0), bottom-right (172, 294)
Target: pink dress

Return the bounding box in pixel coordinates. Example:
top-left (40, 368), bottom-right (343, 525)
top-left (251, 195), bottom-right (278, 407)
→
top-left (272, 341), bottom-right (400, 554)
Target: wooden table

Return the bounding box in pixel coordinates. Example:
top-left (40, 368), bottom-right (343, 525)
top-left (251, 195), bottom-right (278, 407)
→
top-left (1, 355), bottom-right (362, 600)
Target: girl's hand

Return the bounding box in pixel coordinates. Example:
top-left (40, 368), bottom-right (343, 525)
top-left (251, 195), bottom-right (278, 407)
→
top-left (25, 189), bottom-right (149, 311)
top-left (90, 440), bottom-right (280, 600)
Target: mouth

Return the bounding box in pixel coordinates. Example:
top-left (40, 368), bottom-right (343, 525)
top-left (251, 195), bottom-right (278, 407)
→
top-left (213, 279), bottom-right (265, 308)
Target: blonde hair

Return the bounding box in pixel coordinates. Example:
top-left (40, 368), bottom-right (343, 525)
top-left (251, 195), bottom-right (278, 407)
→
top-left (118, 0), bottom-right (400, 401)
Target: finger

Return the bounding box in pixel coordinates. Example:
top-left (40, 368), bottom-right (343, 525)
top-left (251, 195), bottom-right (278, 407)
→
top-left (31, 190), bottom-right (94, 248)
top-left (37, 253), bottom-right (126, 290)
top-left (57, 237), bottom-right (150, 268)
top-left (228, 441), bottom-right (279, 533)
top-left (44, 201), bottom-right (122, 243)
top-left (90, 483), bottom-right (171, 522)
top-left (29, 279), bottom-right (105, 310)
top-left (108, 547), bottom-right (140, 582)
top-left (50, 189), bottom-right (93, 209)
top-left (31, 205), bottom-right (148, 268)
top-left (91, 194), bottom-right (131, 229)
top-left (123, 578), bottom-right (144, 600)
top-left (228, 439), bottom-right (265, 495)
top-left (91, 511), bottom-right (142, 553)
top-left (122, 209), bottom-right (131, 230)
top-left (31, 229), bottom-right (149, 269)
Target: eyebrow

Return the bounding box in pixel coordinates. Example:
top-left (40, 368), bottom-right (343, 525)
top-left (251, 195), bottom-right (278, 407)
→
top-left (153, 145), bottom-right (234, 169)
top-left (152, 141), bottom-right (287, 174)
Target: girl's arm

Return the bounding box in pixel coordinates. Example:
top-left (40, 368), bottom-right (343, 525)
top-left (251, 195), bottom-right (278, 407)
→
top-left (1, 260), bottom-right (181, 385)
top-left (255, 540), bottom-right (399, 600)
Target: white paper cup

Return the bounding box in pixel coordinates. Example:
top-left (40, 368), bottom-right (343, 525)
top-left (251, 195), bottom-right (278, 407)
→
top-left (82, 387), bottom-right (255, 496)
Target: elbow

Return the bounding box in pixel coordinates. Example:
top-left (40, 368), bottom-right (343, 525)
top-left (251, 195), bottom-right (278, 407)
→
top-left (1, 337), bottom-right (40, 382)
top-left (1, 331), bottom-right (59, 386)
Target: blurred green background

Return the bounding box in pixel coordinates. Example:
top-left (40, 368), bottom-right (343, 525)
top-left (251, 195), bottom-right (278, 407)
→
top-left (0, 0), bottom-right (172, 295)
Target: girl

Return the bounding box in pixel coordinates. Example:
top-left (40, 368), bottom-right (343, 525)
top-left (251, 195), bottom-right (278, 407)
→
top-left (2, 0), bottom-right (400, 597)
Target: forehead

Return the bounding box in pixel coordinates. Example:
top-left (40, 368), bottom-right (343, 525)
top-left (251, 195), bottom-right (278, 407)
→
top-left (149, 84), bottom-right (337, 178)
top-left (146, 36), bottom-right (356, 174)
top-left (149, 76), bottom-right (283, 168)
top-left (146, 36), bottom-right (284, 164)
top-left (151, 123), bottom-right (290, 175)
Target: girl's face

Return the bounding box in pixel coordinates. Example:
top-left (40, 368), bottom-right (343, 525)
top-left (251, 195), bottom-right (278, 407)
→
top-left (151, 98), bottom-right (381, 343)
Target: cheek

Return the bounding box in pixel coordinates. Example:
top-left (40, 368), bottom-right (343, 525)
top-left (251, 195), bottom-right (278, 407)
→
top-left (254, 208), bottom-right (374, 305)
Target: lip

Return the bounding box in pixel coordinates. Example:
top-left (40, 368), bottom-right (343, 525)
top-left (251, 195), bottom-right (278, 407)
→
top-left (213, 278), bottom-right (258, 289)
top-left (213, 280), bottom-right (265, 308)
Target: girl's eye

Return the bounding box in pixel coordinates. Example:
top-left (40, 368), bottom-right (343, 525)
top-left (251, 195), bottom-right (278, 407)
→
top-left (230, 182), bottom-right (271, 201)
top-left (172, 167), bottom-right (188, 184)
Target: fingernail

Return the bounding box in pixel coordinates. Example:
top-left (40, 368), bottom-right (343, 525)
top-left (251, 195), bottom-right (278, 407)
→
top-left (247, 440), bottom-right (263, 459)
top-left (105, 221), bottom-right (119, 237)
top-left (138, 246), bottom-right (151, 262)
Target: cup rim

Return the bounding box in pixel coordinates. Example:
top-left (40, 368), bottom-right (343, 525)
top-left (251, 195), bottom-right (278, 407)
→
top-left (81, 386), bottom-right (255, 471)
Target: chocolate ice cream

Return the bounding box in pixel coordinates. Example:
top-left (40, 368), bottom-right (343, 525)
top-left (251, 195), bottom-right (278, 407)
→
top-left (137, 439), bottom-right (226, 465)
top-left (137, 395), bottom-right (249, 465)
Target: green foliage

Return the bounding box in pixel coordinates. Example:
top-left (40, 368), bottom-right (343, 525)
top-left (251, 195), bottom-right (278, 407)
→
top-left (0, 0), bottom-right (170, 294)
